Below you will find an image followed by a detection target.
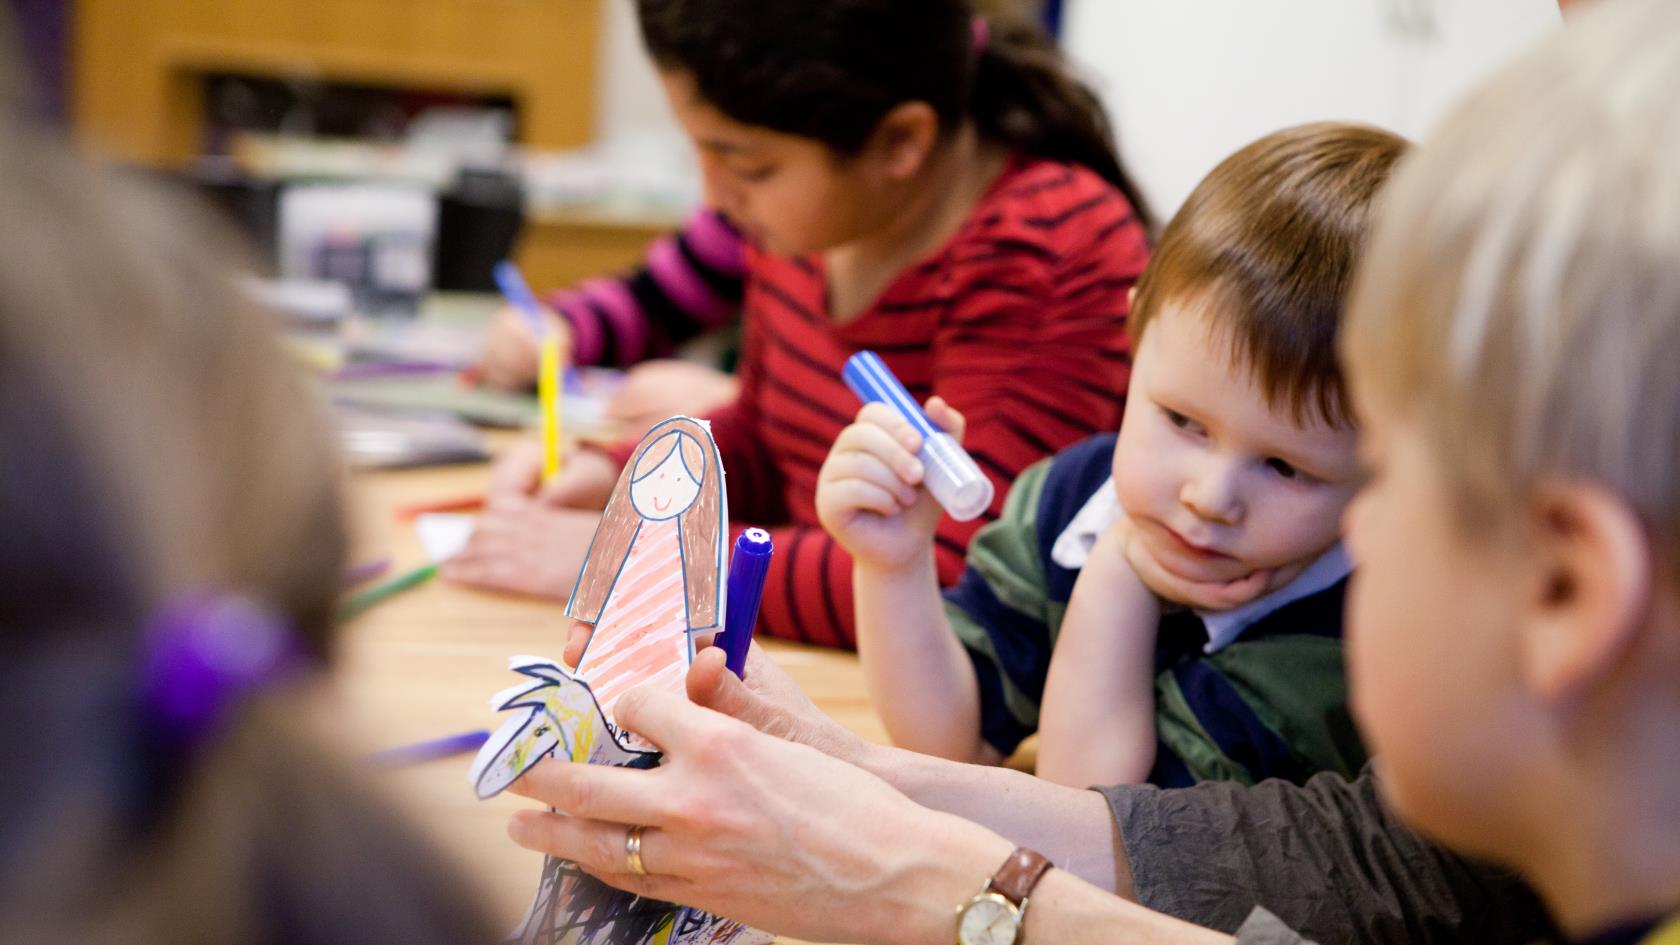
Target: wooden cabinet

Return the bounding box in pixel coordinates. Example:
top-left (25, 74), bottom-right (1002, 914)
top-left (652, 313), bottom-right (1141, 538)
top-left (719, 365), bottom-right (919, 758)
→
top-left (72, 0), bottom-right (603, 166)
top-left (516, 207), bottom-right (675, 294)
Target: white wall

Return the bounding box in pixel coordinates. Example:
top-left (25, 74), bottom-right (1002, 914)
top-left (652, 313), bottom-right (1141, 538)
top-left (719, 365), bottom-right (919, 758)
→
top-left (587, 0), bottom-right (697, 199)
top-left (589, 0), bottom-right (1562, 221)
top-left (593, 0), bottom-right (683, 150)
top-left (1061, 0), bottom-right (1562, 222)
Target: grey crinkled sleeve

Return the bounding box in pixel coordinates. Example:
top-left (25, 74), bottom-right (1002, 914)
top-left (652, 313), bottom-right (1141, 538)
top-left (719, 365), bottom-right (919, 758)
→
top-left (1235, 908), bottom-right (1319, 945)
top-left (1095, 767), bottom-right (1554, 945)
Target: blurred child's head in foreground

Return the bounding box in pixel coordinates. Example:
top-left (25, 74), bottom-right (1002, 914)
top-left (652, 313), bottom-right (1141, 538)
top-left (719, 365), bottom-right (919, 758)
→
top-left (1340, 0), bottom-right (1680, 932)
top-left (0, 106), bottom-right (494, 944)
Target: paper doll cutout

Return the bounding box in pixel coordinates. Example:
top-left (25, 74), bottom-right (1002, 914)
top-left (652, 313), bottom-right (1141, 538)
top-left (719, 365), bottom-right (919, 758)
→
top-left (470, 657), bottom-right (657, 800)
top-left (565, 417), bottom-right (727, 746)
top-left (469, 657), bottom-right (769, 945)
top-left (509, 856), bottom-right (765, 945)
top-left (468, 417), bottom-right (765, 945)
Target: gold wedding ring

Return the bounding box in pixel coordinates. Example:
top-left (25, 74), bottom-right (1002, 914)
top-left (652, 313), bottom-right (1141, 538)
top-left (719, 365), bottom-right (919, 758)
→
top-left (625, 824), bottom-right (648, 876)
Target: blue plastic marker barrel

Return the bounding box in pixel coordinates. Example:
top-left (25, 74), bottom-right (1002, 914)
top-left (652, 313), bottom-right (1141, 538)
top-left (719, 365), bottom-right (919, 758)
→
top-left (721, 528), bottom-right (773, 678)
top-left (493, 260), bottom-right (547, 336)
top-left (841, 351), bottom-right (994, 522)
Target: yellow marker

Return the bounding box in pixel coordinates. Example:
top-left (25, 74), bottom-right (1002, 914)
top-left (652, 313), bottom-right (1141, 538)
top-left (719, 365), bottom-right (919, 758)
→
top-left (540, 333), bottom-right (563, 483)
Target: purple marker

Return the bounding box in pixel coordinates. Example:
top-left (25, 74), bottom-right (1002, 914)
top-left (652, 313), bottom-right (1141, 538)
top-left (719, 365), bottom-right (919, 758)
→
top-left (333, 360), bottom-right (458, 381)
top-left (342, 557), bottom-right (392, 589)
top-left (368, 729), bottom-right (491, 767)
top-left (719, 529), bottom-right (773, 678)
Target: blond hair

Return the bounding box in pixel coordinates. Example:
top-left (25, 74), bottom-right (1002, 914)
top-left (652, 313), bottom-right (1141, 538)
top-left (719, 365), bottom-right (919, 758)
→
top-left (1343, 0), bottom-right (1680, 556)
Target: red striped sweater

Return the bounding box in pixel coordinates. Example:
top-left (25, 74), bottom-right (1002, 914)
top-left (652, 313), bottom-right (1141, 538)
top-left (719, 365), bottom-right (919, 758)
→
top-left (544, 210), bottom-right (745, 367)
top-left (611, 157), bottom-right (1149, 648)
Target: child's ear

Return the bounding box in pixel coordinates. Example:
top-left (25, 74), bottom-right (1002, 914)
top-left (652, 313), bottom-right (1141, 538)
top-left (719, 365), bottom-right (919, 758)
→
top-left (868, 102), bottom-right (940, 181)
top-left (1520, 482), bottom-right (1651, 701)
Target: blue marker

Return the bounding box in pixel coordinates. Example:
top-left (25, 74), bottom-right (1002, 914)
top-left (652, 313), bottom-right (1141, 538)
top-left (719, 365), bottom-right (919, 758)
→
top-left (492, 259), bottom-right (548, 336)
top-left (842, 351), bottom-right (994, 522)
top-left (719, 528), bottom-right (773, 678)
top-left (494, 259), bottom-right (580, 391)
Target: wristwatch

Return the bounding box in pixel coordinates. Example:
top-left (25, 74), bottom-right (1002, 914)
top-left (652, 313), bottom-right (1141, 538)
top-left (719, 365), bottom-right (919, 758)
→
top-left (955, 847), bottom-right (1054, 945)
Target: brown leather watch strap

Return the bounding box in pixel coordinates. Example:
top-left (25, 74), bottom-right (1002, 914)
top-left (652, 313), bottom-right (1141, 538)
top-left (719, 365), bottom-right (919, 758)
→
top-left (987, 847), bottom-right (1054, 906)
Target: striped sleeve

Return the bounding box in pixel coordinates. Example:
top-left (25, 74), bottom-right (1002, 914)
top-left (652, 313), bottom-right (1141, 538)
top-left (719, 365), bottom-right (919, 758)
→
top-left (708, 302), bottom-right (785, 526)
top-left (943, 455), bottom-right (1057, 757)
top-left (741, 225), bottom-right (1137, 651)
top-left (544, 209), bottom-right (746, 367)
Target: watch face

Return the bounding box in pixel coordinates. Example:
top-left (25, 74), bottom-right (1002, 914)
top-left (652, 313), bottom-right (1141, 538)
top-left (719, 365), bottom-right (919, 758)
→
top-left (958, 893), bottom-right (1021, 945)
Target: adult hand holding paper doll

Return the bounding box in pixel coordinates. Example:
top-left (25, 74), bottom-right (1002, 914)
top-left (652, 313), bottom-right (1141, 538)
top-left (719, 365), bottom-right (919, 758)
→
top-left (504, 682), bottom-right (1022, 945)
top-left (503, 650), bottom-right (1236, 945)
top-left (468, 417), bottom-right (753, 944)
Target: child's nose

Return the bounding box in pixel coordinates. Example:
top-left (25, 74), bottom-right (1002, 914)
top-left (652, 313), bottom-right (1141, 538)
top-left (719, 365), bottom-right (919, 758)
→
top-left (1181, 461), bottom-right (1243, 525)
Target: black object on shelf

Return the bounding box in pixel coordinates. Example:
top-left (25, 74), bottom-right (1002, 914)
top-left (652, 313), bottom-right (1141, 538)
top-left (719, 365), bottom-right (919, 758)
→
top-left (434, 166), bottom-right (524, 293)
top-left (146, 160), bottom-right (525, 293)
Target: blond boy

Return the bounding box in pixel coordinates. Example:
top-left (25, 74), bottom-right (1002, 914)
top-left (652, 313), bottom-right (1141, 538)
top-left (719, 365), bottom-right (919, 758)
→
top-left (1333, 0), bottom-right (1680, 939)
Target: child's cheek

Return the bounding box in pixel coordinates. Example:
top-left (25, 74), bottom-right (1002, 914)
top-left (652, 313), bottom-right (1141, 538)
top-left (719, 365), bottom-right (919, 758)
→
top-left (1109, 448), bottom-right (1151, 521)
top-left (1110, 419), bottom-right (1166, 520)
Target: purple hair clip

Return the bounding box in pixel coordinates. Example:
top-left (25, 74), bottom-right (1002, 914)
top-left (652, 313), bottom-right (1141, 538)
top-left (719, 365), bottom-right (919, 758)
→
top-left (971, 14), bottom-right (991, 53)
top-left (140, 594), bottom-right (304, 752)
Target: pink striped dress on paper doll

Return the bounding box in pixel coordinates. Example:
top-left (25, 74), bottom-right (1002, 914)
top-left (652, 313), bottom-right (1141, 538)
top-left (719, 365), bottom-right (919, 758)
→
top-left (566, 417), bottom-right (725, 738)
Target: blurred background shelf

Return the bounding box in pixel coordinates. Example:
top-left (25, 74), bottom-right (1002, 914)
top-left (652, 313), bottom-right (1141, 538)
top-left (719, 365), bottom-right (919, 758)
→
top-left (68, 0), bottom-right (678, 292)
top-left (72, 0), bottom-right (602, 165)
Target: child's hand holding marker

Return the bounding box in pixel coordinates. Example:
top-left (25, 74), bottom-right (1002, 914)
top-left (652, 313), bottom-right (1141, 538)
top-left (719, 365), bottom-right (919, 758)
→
top-left (486, 438), bottom-right (619, 509)
top-left (816, 396), bottom-right (969, 570)
top-left (475, 302), bottom-right (570, 391)
top-left (482, 260), bottom-right (572, 487)
top-left (475, 260), bottom-right (570, 392)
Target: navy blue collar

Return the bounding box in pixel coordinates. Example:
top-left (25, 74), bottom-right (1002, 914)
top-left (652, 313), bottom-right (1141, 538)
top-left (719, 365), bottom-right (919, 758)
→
top-left (1573, 918), bottom-right (1660, 945)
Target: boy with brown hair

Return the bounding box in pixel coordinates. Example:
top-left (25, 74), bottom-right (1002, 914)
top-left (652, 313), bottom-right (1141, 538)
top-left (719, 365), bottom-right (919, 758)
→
top-left (817, 122), bottom-right (1406, 788)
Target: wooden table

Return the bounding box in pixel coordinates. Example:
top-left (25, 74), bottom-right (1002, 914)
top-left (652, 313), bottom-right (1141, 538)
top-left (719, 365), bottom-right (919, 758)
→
top-left (334, 444), bottom-right (889, 941)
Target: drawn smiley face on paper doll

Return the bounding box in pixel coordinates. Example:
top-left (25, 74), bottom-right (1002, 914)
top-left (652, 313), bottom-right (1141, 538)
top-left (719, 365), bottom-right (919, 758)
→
top-left (629, 432), bottom-right (706, 521)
